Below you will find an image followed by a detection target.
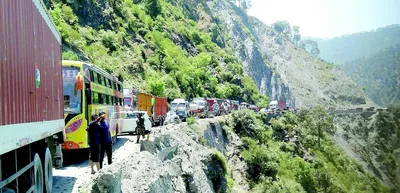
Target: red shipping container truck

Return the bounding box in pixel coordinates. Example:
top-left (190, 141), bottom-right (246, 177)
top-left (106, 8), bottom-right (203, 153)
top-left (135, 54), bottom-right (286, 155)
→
top-left (206, 98), bottom-right (220, 116)
top-left (152, 96), bottom-right (168, 125)
top-left (0, 0), bottom-right (65, 192)
top-left (278, 100), bottom-right (287, 110)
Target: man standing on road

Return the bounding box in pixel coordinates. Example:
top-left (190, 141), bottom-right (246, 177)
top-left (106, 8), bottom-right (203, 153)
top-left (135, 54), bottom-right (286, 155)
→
top-left (99, 112), bottom-right (112, 168)
top-left (87, 114), bottom-right (101, 174)
top-left (136, 113), bottom-right (145, 143)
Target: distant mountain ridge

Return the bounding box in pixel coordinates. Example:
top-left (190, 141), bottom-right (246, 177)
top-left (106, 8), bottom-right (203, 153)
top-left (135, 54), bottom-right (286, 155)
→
top-left (305, 25), bottom-right (400, 65)
top-left (305, 25), bottom-right (400, 107)
top-left (342, 44), bottom-right (400, 107)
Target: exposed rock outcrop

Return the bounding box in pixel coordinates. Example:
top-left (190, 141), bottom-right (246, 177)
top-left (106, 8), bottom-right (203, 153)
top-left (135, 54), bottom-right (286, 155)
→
top-left (201, 0), bottom-right (372, 108)
top-left (82, 118), bottom-right (248, 193)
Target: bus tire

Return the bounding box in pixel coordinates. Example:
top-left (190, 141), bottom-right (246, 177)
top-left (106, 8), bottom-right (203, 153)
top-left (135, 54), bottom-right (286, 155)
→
top-left (34, 153), bottom-right (44, 193)
top-left (44, 148), bottom-right (53, 193)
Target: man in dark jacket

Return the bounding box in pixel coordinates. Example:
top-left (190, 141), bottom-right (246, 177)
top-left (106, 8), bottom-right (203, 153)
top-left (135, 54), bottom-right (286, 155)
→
top-left (87, 114), bottom-right (101, 174)
top-left (99, 112), bottom-right (112, 168)
top-left (136, 113), bottom-right (146, 143)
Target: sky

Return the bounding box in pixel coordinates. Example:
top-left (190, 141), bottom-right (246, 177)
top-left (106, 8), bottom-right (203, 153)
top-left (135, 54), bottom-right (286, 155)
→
top-left (248, 0), bottom-right (400, 38)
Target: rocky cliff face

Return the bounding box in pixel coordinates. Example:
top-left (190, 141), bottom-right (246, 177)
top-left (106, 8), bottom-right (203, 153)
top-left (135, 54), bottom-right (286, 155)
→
top-left (197, 0), bottom-right (372, 107)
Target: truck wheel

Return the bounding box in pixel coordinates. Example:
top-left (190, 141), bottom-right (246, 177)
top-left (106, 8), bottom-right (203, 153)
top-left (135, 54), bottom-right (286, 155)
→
top-left (34, 153), bottom-right (44, 193)
top-left (44, 148), bottom-right (53, 193)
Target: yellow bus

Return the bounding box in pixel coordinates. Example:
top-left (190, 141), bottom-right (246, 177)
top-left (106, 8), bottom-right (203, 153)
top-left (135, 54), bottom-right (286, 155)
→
top-left (62, 60), bottom-right (123, 150)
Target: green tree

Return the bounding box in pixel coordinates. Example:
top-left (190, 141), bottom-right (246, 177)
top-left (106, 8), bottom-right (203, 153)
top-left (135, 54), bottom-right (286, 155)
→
top-left (146, 0), bottom-right (162, 19)
top-left (292, 26), bottom-right (301, 45)
top-left (310, 106), bottom-right (333, 147)
top-left (148, 75), bottom-right (165, 97)
top-left (273, 20), bottom-right (292, 39)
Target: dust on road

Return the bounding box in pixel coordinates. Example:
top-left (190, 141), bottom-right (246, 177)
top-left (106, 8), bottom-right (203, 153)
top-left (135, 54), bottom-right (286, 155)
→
top-left (52, 135), bottom-right (140, 193)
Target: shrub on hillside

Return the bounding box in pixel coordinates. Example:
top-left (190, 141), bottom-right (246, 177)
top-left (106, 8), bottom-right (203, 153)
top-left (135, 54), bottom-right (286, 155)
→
top-left (241, 137), bottom-right (280, 182)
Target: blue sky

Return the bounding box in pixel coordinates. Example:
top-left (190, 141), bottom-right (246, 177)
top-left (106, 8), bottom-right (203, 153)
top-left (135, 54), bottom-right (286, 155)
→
top-left (248, 0), bottom-right (400, 38)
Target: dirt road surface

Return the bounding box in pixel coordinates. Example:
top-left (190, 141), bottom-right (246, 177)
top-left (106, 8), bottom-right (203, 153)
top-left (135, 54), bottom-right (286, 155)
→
top-left (52, 135), bottom-right (140, 193)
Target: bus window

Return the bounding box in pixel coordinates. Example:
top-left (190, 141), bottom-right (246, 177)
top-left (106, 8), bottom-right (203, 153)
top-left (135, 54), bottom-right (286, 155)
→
top-left (93, 72), bottom-right (98, 84)
top-left (108, 79), bottom-right (112, 88)
top-left (105, 95), bottom-right (110, 104)
top-left (102, 94), bottom-right (107, 105)
top-left (97, 74), bottom-right (102, 85)
top-left (93, 92), bottom-right (99, 104)
top-left (98, 93), bottom-right (103, 104)
top-left (119, 98), bottom-right (123, 106)
top-left (102, 76), bottom-right (107, 87)
top-left (89, 70), bottom-right (94, 82)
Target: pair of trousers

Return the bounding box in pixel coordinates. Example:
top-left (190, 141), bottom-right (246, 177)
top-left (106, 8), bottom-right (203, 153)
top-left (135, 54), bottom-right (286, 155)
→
top-left (100, 142), bottom-right (112, 168)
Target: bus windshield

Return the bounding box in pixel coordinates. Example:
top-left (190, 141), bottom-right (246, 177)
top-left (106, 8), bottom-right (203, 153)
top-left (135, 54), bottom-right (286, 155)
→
top-left (63, 67), bottom-right (82, 114)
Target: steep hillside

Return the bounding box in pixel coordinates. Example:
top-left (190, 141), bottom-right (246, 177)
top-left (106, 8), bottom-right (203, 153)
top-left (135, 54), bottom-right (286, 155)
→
top-left (226, 109), bottom-right (393, 192)
top-left (44, 0), bottom-right (267, 105)
top-left (333, 105), bottom-right (400, 189)
top-left (197, 0), bottom-right (370, 107)
top-left (343, 45), bottom-right (400, 107)
top-left (45, 0), bottom-right (370, 108)
top-left (307, 25), bottom-right (400, 65)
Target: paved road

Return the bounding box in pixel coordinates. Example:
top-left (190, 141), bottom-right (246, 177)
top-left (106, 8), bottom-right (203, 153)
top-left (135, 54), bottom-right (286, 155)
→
top-left (52, 135), bottom-right (140, 193)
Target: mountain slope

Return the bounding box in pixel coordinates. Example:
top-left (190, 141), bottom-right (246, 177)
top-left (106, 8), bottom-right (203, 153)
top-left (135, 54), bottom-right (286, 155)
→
top-left (343, 45), bottom-right (400, 107)
top-left (197, 0), bottom-right (371, 107)
top-left (307, 25), bottom-right (400, 65)
top-left (45, 0), bottom-right (267, 105)
top-left (45, 0), bottom-right (370, 108)
top-left (333, 105), bottom-right (400, 189)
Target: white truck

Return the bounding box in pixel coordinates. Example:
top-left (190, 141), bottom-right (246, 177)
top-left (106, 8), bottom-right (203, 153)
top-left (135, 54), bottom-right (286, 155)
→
top-left (171, 99), bottom-right (189, 121)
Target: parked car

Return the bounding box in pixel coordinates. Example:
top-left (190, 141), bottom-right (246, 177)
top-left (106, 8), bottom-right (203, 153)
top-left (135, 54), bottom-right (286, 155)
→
top-left (164, 111), bottom-right (182, 125)
top-left (119, 111), bottom-right (152, 135)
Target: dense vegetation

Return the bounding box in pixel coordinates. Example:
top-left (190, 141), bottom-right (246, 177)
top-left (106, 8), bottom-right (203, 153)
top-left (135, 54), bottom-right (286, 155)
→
top-left (333, 104), bottom-right (400, 189)
top-left (342, 45), bottom-right (400, 107)
top-left (45, 0), bottom-right (268, 106)
top-left (308, 25), bottom-right (400, 65)
top-left (225, 109), bottom-right (394, 193)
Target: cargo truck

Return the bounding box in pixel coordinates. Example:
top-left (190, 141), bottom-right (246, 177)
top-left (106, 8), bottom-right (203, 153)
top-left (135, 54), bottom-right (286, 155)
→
top-left (133, 92), bottom-right (152, 117)
top-left (0, 1), bottom-right (65, 192)
top-left (152, 96), bottom-right (168, 126)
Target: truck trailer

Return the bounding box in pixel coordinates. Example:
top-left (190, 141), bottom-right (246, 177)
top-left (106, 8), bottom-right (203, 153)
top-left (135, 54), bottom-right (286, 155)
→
top-left (152, 96), bottom-right (168, 126)
top-left (135, 92), bottom-right (152, 117)
top-left (0, 0), bottom-right (65, 192)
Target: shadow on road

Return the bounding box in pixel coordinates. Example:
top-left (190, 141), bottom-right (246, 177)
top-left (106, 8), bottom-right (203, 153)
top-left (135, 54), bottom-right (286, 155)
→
top-left (61, 137), bottom-right (130, 166)
top-left (52, 176), bottom-right (77, 193)
top-left (112, 137), bottom-right (129, 150)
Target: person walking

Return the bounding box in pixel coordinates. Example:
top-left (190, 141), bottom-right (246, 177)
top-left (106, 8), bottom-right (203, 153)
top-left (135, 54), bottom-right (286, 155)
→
top-left (136, 113), bottom-right (145, 143)
top-left (99, 112), bottom-right (112, 168)
top-left (87, 114), bottom-right (101, 174)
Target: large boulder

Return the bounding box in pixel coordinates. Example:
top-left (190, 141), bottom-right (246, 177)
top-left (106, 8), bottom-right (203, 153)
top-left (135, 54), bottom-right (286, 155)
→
top-left (89, 163), bottom-right (122, 193)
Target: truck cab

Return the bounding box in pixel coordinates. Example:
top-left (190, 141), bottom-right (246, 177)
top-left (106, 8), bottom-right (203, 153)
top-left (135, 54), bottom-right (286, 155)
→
top-left (171, 99), bottom-right (189, 121)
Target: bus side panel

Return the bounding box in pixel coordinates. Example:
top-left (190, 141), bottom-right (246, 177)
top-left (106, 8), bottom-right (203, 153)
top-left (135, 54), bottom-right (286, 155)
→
top-left (0, 0), bottom-right (62, 126)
